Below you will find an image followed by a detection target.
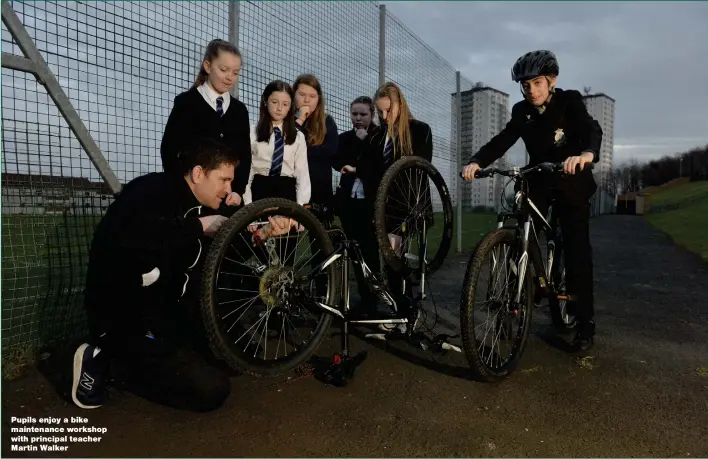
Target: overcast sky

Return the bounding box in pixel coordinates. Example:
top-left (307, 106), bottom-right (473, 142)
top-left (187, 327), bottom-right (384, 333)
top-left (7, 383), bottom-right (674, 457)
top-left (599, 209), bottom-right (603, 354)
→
top-left (385, 1), bottom-right (708, 165)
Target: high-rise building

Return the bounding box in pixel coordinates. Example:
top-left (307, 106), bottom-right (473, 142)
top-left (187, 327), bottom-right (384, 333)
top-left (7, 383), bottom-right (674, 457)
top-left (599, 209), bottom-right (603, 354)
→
top-left (582, 93), bottom-right (615, 189)
top-left (458, 83), bottom-right (510, 211)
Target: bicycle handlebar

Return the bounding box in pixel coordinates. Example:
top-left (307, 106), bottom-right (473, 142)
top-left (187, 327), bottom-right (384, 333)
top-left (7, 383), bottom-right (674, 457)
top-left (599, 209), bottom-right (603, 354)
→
top-left (459, 161), bottom-right (594, 180)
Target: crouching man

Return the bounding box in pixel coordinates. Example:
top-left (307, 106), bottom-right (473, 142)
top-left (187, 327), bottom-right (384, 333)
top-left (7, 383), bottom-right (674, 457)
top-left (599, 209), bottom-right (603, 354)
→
top-left (71, 138), bottom-right (293, 412)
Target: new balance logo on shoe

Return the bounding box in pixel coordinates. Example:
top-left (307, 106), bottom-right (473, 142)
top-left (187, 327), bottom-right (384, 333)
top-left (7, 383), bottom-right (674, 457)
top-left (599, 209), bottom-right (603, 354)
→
top-left (79, 372), bottom-right (95, 391)
top-left (71, 343), bottom-right (107, 409)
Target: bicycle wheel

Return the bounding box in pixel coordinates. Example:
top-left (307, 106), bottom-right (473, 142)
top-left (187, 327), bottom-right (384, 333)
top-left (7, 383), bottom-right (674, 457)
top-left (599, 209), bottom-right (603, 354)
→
top-left (200, 198), bottom-right (339, 376)
top-left (460, 228), bottom-right (533, 382)
top-left (548, 245), bottom-right (577, 334)
top-left (373, 156), bottom-right (453, 275)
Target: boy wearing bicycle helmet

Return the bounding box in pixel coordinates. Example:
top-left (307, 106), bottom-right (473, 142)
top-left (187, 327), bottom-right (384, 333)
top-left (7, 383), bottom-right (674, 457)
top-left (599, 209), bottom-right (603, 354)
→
top-left (461, 50), bottom-right (602, 351)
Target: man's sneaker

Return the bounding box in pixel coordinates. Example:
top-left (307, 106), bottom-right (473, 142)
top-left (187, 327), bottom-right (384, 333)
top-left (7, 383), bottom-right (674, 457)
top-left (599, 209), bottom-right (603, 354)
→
top-left (573, 320), bottom-right (595, 352)
top-left (71, 343), bottom-right (108, 409)
top-left (378, 322), bottom-right (407, 334)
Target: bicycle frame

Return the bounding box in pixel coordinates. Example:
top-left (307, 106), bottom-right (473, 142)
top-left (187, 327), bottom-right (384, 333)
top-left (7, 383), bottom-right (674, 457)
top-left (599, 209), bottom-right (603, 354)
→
top-left (499, 189), bottom-right (561, 304)
top-left (301, 226), bottom-right (429, 357)
top-left (477, 163), bottom-right (568, 306)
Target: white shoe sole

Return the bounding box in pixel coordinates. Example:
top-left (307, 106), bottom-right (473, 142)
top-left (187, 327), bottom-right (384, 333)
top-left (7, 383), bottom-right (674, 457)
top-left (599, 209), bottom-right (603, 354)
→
top-left (71, 343), bottom-right (100, 410)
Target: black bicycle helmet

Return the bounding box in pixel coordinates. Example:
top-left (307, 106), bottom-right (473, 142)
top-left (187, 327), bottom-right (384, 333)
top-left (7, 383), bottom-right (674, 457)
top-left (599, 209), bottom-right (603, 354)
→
top-left (511, 50), bottom-right (559, 82)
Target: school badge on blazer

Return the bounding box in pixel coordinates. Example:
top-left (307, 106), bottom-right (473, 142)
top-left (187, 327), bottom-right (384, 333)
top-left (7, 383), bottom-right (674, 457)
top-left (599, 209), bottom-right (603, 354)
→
top-left (554, 128), bottom-right (566, 147)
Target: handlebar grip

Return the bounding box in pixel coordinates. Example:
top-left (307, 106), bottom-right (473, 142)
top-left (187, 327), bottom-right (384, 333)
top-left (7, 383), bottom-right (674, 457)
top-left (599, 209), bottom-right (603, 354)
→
top-left (459, 170), bottom-right (485, 179)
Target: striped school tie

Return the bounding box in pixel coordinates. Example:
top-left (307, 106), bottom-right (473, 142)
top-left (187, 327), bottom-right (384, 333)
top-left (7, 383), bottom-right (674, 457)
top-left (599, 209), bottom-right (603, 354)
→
top-left (270, 127), bottom-right (284, 176)
top-left (383, 137), bottom-right (394, 167)
top-left (216, 96), bottom-right (224, 117)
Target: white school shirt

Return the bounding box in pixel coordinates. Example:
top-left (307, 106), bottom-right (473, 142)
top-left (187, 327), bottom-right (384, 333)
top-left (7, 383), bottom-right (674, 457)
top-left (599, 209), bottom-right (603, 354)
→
top-left (244, 123), bottom-right (311, 205)
top-left (197, 82), bottom-right (231, 114)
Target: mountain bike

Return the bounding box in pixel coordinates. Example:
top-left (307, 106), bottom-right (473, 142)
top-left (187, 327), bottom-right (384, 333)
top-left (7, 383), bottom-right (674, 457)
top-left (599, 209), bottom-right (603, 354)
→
top-left (458, 161), bottom-right (593, 382)
top-left (199, 156), bottom-right (455, 381)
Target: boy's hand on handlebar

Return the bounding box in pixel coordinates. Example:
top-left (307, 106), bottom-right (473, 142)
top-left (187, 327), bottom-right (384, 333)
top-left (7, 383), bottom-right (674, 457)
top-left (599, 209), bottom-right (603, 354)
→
top-left (563, 152), bottom-right (594, 175)
top-left (461, 162), bottom-right (481, 181)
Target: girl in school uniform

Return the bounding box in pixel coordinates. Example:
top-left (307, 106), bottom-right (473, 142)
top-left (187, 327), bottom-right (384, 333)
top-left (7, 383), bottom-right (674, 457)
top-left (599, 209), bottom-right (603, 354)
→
top-left (292, 74), bottom-right (339, 223)
top-left (357, 81), bottom-right (434, 332)
top-left (332, 96), bottom-right (381, 313)
top-left (244, 80), bottom-right (310, 206)
top-left (161, 39), bottom-right (251, 209)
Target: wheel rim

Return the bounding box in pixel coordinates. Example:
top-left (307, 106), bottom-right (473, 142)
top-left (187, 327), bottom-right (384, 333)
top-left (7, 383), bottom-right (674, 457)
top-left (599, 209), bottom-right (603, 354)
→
top-left (208, 204), bottom-right (335, 370)
top-left (468, 241), bottom-right (529, 372)
top-left (376, 157), bottom-right (453, 275)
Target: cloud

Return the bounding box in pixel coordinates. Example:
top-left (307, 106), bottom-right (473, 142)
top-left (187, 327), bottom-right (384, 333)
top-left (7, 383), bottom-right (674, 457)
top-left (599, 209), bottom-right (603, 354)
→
top-left (384, 1), bottom-right (708, 164)
top-left (614, 136), bottom-right (708, 163)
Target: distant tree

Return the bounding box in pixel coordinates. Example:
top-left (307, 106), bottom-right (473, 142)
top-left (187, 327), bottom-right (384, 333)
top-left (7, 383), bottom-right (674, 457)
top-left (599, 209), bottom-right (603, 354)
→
top-left (611, 143), bottom-right (707, 193)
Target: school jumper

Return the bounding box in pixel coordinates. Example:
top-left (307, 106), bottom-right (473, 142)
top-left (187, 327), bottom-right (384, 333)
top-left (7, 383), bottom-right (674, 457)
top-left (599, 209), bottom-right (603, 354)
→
top-left (297, 114), bottom-right (339, 220)
top-left (161, 84), bottom-right (251, 201)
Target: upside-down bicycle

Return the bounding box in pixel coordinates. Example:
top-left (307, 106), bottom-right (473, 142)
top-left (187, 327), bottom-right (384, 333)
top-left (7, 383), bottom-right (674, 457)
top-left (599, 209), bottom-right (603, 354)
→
top-left (458, 161), bottom-right (593, 382)
top-left (199, 156), bottom-right (456, 381)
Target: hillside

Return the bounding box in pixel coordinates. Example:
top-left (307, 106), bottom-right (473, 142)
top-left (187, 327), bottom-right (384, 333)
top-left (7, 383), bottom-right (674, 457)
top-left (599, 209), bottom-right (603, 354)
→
top-left (644, 180), bottom-right (708, 261)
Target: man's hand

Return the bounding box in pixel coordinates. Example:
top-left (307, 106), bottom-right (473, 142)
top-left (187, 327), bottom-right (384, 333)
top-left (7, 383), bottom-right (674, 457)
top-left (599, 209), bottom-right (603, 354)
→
top-left (388, 233), bottom-right (403, 257)
top-left (260, 216), bottom-right (303, 238)
top-left (563, 151), bottom-right (594, 175)
top-left (200, 215), bottom-right (228, 237)
top-left (225, 192), bottom-right (242, 206)
top-left (355, 128), bottom-right (368, 140)
top-left (340, 165), bottom-right (356, 174)
top-left (461, 162), bottom-right (481, 181)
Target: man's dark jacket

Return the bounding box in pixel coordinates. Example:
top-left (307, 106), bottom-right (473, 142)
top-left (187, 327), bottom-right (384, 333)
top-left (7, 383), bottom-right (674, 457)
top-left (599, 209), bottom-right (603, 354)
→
top-left (84, 172), bottom-right (207, 341)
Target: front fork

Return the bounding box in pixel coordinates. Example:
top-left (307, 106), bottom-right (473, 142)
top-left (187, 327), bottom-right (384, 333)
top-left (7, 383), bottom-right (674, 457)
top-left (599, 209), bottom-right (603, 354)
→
top-left (513, 216), bottom-right (531, 304)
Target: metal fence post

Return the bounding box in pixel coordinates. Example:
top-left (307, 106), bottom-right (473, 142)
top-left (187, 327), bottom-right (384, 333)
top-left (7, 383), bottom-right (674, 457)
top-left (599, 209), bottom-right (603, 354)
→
top-left (1, 0), bottom-right (122, 195)
top-left (228, 1), bottom-right (240, 99)
top-left (378, 4), bottom-right (386, 87)
top-left (456, 71), bottom-right (462, 253)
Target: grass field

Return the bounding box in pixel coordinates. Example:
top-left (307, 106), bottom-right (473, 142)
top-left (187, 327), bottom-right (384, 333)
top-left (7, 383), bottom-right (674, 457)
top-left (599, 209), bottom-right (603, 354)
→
top-left (1, 213), bottom-right (99, 351)
top-left (1, 210), bottom-right (499, 354)
top-left (645, 180), bottom-right (708, 262)
top-left (648, 180), bottom-right (708, 208)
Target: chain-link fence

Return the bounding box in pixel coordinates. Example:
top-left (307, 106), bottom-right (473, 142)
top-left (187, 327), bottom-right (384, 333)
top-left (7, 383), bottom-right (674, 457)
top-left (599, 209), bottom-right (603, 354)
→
top-left (0, 1), bottom-right (471, 357)
top-left (1, 1), bottom-right (615, 359)
top-left (2, 0), bottom-right (234, 357)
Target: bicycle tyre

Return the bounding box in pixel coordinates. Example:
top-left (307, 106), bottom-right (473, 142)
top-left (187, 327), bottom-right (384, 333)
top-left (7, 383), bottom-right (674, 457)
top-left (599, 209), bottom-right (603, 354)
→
top-left (548, 245), bottom-right (577, 334)
top-left (460, 228), bottom-right (533, 382)
top-left (200, 198), bottom-right (338, 376)
top-left (373, 156), bottom-right (453, 274)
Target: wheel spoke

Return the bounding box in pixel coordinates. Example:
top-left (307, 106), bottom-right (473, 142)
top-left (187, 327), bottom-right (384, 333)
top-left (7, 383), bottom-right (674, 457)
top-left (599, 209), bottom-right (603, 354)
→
top-left (204, 199), bottom-right (337, 375)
